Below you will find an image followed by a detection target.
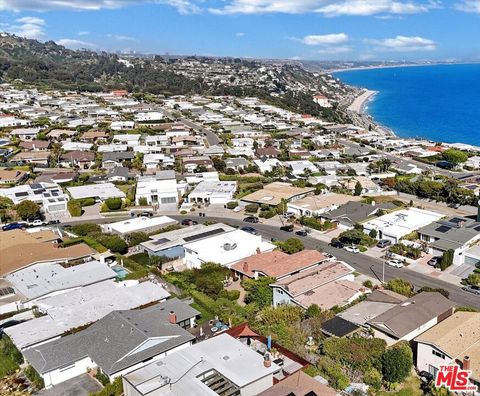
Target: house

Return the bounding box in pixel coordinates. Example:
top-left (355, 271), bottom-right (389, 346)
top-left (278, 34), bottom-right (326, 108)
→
top-left (287, 193), bottom-right (362, 217)
top-left (67, 183), bottom-right (126, 201)
top-left (12, 150), bottom-right (51, 166)
top-left (418, 216), bottom-right (480, 266)
top-left (46, 129), bottom-right (77, 141)
top-left (0, 229), bottom-right (94, 277)
top-left (23, 299), bottom-right (198, 388)
top-left (320, 201), bottom-right (397, 230)
top-left (285, 160), bottom-right (319, 177)
top-left (271, 261), bottom-right (367, 310)
top-left (102, 216), bottom-right (177, 237)
top-left (241, 182), bottom-right (315, 207)
top-left (143, 153), bottom-right (174, 171)
top-left (231, 250), bottom-right (327, 280)
top-left (102, 151), bottom-right (134, 169)
top-left (34, 171), bottom-right (78, 185)
top-left (59, 150), bottom-right (96, 169)
top-left (184, 229), bottom-right (276, 269)
top-left (466, 155), bottom-right (480, 169)
top-left (415, 311), bottom-right (480, 390)
top-left (186, 180), bottom-right (237, 204)
top-left (339, 176), bottom-right (382, 195)
top-left (5, 279), bottom-right (171, 350)
top-left (362, 208), bottom-right (444, 244)
top-left (9, 127), bottom-right (39, 141)
top-left (107, 166), bottom-right (129, 182)
top-left (313, 94), bottom-right (331, 108)
top-left (392, 161), bottom-right (424, 175)
top-left (0, 169), bottom-right (28, 185)
top-left (111, 121), bottom-right (135, 131)
top-left (367, 292), bottom-right (455, 344)
top-left (182, 156), bottom-right (214, 173)
top-left (61, 142), bottom-right (92, 152)
top-left (80, 130), bottom-right (109, 143)
top-left (225, 157), bottom-right (248, 172)
top-left (141, 223), bottom-right (235, 258)
top-left (122, 333), bottom-right (281, 396)
top-left (18, 140), bottom-right (50, 151)
top-left (254, 158), bottom-right (282, 174)
top-left (135, 170), bottom-right (179, 209)
top-left (256, 146), bottom-right (281, 158)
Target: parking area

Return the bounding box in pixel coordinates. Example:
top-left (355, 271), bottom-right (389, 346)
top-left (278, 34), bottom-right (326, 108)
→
top-left (36, 374), bottom-right (102, 396)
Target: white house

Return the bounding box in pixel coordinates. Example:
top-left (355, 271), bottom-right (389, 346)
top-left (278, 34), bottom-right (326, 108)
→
top-left (102, 216), bottom-right (177, 237)
top-left (135, 170), bottom-right (179, 210)
top-left (110, 121), bottom-right (135, 131)
top-left (67, 183), bottom-right (126, 202)
top-left (186, 180), bottom-right (237, 204)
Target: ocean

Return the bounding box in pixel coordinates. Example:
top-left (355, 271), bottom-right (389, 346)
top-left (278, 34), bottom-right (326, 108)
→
top-left (334, 63), bottom-right (480, 146)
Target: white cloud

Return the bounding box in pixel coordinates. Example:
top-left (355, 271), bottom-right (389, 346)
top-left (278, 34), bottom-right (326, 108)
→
top-left (209, 0), bottom-right (437, 15)
top-left (316, 45), bottom-right (351, 54)
top-left (300, 33), bottom-right (348, 45)
top-left (78, 31), bottom-right (90, 36)
top-left (57, 38), bottom-right (97, 49)
top-left (0, 15), bottom-right (45, 38)
top-left (366, 35), bottom-right (437, 52)
top-left (455, 0), bottom-right (480, 13)
top-left (107, 34), bottom-right (136, 41)
top-left (235, 32), bottom-right (246, 37)
top-left (0, 0), bottom-right (200, 14)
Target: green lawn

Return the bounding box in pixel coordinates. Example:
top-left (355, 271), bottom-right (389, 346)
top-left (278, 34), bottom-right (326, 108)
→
top-left (377, 375), bottom-right (423, 396)
top-left (0, 355), bottom-right (19, 378)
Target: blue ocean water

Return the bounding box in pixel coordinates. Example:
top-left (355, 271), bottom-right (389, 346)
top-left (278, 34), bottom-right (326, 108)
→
top-left (334, 64), bottom-right (480, 146)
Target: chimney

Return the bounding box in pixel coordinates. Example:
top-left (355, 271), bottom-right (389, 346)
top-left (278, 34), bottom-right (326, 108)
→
top-left (463, 356), bottom-right (471, 371)
top-left (256, 247), bottom-right (261, 254)
top-left (263, 353), bottom-right (271, 368)
top-left (168, 311), bottom-right (176, 325)
top-left (243, 261), bottom-right (249, 273)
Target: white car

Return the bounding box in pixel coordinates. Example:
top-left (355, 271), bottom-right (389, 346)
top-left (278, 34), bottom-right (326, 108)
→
top-left (233, 206), bottom-right (244, 213)
top-left (386, 259), bottom-right (404, 268)
top-left (344, 245), bottom-right (360, 254)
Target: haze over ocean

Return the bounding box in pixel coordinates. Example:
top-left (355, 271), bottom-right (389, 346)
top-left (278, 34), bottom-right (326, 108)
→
top-left (334, 64), bottom-right (480, 146)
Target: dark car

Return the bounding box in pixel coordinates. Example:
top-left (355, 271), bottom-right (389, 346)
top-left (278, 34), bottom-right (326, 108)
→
top-left (48, 219), bottom-right (61, 225)
top-left (376, 239), bottom-right (392, 249)
top-left (280, 224), bottom-right (294, 232)
top-left (243, 216), bottom-right (259, 223)
top-left (2, 222), bottom-right (27, 232)
top-left (463, 285), bottom-right (480, 295)
top-left (329, 238), bottom-right (344, 248)
top-left (418, 371), bottom-right (434, 383)
top-left (241, 226), bottom-right (258, 235)
top-left (427, 256), bottom-right (441, 267)
top-left (181, 219), bottom-right (198, 226)
top-left (295, 229), bottom-right (308, 237)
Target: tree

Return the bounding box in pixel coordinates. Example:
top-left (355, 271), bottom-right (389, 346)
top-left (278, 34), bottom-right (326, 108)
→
top-left (442, 149), bottom-right (468, 165)
top-left (126, 232), bottom-right (149, 247)
top-left (305, 303), bottom-right (321, 318)
top-left (440, 249), bottom-right (454, 270)
top-left (278, 238), bottom-right (304, 254)
top-left (385, 278), bottom-right (415, 297)
top-left (369, 229), bottom-right (377, 239)
top-left (71, 223), bottom-right (101, 236)
top-left (0, 196), bottom-right (13, 209)
top-left (15, 200), bottom-right (40, 220)
top-left (242, 276), bottom-right (275, 308)
top-left (105, 197), bottom-right (122, 211)
top-left (382, 342), bottom-right (413, 383)
top-left (354, 181), bottom-right (363, 196)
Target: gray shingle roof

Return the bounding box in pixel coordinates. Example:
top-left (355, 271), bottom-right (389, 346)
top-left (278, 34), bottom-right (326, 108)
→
top-left (24, 298), bottom-right (198, 375)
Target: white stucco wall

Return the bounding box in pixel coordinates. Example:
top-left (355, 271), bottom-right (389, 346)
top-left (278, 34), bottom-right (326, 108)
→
top-left (42, 356), bottom-right (96, 389)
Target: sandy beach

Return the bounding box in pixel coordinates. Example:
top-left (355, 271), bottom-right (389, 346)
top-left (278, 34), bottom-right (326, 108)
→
top-left (348, 89), bottom-right (377, 114)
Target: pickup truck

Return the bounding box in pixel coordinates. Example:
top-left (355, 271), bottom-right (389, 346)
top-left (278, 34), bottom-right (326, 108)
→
top-left (28, 219), bottom-right (48, 227)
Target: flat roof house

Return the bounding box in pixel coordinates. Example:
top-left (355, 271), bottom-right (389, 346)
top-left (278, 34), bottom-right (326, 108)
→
top-left (184, 229), bottom-right (276, 269)
top-left (24, 298), bottom-right (199, 389)
top-left (135, 170), bottom-right (179, 210)
top-left (241, 182), bottom-right (315, 207)
top-left (415, 311), bottom-right (480, 390)
top-left (102, 215), bottom-right (177, 237)
top-left (287, 193), bottom-right (362, 217)
top-left (186, 180), bottom-right (237, 205)
top-left (67, 182), bottom-right (126, 201)
top-left (122, 333), bottom-right (281, 396)
top-left (367, 292), bottom-right (455, 344)
top-left (362, 208), bottom-right (444, 244)
top-left (418, 216), bottom-right (480, 266)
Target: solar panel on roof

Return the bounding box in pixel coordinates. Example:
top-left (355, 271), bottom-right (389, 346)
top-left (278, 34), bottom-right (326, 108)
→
top-left (183, 228), bottom-right (225, 242)
top-left (0, 287), bottom-right (15, 297)
top-left (151, 238), bottom-right (171, 246)
top-left (435, 225), bottom-right (451, 233)
top-left (30, 183), bottom-right (42, 190)
top-left (15, 192), bottom-right (29, 197)
top-left (450, 217), bottom-right (466, 224)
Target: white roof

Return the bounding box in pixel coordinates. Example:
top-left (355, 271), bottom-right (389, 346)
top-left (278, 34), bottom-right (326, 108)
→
top-left (5, 280), bottom-right (170, 349)
top-left (124, 333), bottom-right (279, 396)
top-left (104, 216), bottom-right (177, 235)
top-left (189, 181), bottom-right (237, 196)
top-left (184, 230), bottom-right (276, 267)
top-left (6, 260), bottom-right (116, 301)
top-left (67, 183), bottom-right (126, 200)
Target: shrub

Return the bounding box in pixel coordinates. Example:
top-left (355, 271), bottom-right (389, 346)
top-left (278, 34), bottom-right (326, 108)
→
top-left (126, 232), bottom-right (149, 247)
top-left (245, 203), bottom-right (260, 213)
top-left (439, 249), bottom-right (454, 271)
top-left (78, 197), bottom-right (96, 207)
top-left (369, 229), bottom-right (377, 239)
top-left (363, 280), bottom-right (373, 289)
top-left (226, 201), bottom-right (239, 209)
top-left (24, 365), bottom-right (45, 389)
top-left (105, 197), bottom-right (123, 211)
top-left (339, 229), bottom-right (376, 247)
top-left (305, 303), bottom-right (321, 318)
top-left (418, 286), bottom-right (449, 299)
top-left (67, 199), bottom-right (82, 217)
top-left (385, 278), bottom-right (415, 297)
top-left (300, 216), bottom-right (334, 231)
top-left (219, 289), bottom-right (241, 301)
top-left (277, 238), bottom-right (304, 254)
top-left (89, 377), bottom-right (123, 396)
top-left (138, 197), bottom-right (148, 206)
top-left (15, 200), bottom-right (40, 219)
top-left (95, 371), bottom-right (110, 386)
top-left (71, 223), bottom-right (101, 236)
top-left (363, 368), bottom-right (382, 391)
top-left (242, 277), bottom-right (275, 308)
top-left (464, 273), bottom-right (480, 286)
top-left (382, 342), bottom-right (413, 383)
top-left (96, 234), bottom-right (128, 254)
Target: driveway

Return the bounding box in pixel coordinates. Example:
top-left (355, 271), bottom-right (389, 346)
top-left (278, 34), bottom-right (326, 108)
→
top-left (37, 374), bottom-right (102, 396)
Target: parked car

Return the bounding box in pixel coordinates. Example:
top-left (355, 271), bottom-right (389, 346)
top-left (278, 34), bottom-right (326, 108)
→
top-left (28, 219), bottom-right (47, 227)
top-left (344, 245), bottom-right (360, 254)
top-left (376, 239), bottom-right (392, 249)
top-left (233, 206), bottom-right (244, 213)
top-left (324, 253), bottom-right (337, 261)
top-left (418, 371), bottom-right (434, 383)
top-left (329, 238), bottom-right (344, 248)
top-left (295, 229), bottom-right (308, 237)
top-left (48, 219), bottom-right (60, 225)
top-left (462, 285), bottom-right (480, 295)
top-left (386, 259), bottom-right (404, 268)
top-left (427, 256), bottom-right (441, 267)
top-left (241, 226), bottom-right (258, 235)
top-left (181, 219), bottom-right (198, 226)
top-left (280, 224), bottom-right (294, 232)
top-left (2, 222), bottom-right (27, 232)
top-left (243, 216), bottom-right (259, 223)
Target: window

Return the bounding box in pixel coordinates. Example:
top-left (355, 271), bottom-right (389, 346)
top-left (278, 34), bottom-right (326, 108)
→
top-left (432, 350), bottom-right (445, 359)
top-left (429, 365), bottom-right (438, 378)
top-left (161, 197), bottom-right (177, 204)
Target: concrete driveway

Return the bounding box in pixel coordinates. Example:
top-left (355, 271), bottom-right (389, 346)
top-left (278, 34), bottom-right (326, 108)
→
top-left (37, 374), bottom-right (102, 396)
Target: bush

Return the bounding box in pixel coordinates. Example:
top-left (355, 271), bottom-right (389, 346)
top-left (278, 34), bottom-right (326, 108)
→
top-left (126, 232), bottom-right (149, 247)
top-left (363, 280), bottom-right (373, 289)
top-left (339, 229), bottom-right (376, 247)
top-left (105, 197), bottom-right (123, 211)
top-left (305, 303), bottom-right (321, 318)
top-left (300, 216), bottom-right (335, 231)
top-left (364, 367), bottom-right (382, 391)
top-left (89, 377), bottom-right (123, 396)
top-left (418, 286), bottom-right (449, 299)
top-left (242, 277), bottom-right (275, 308)
top-left (277, 238), bottom-right (304, 254)
top-left (24, 365), bottom-right (45, 389)
top-left (439, 249), bottom-right (454, 271)
top-left (71, 223), bottom-right (101, 236)
top-left (95, 371), bottom-right (110, 386)
top-left (382, 342), bottom-right (413, 383)
top-left (464, 273), bottom-right (480, 286)
top-left (226, 201), bottom-right (238, 209)
top-left (245, 203), bottom-right (260, 213)
top-left (369, 229), bottom-right (377, 239)
top-left (15, 200), bottom-right (40, 219)
top-left (385, 278), bottom-right (415, 297)
top-left (219, 289), bottom-right (241, 301)
top-left (138, 197), bottom-right (148, 206)
top-left (78, 197), bottom-right (96, 207)
top-left (96, 234), bottom-right (128, 253)
top-left (67, 199), bottom-right (82, 217)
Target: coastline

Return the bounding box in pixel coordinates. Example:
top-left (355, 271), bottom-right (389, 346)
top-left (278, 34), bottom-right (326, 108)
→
top-left (347, 89), bottom-right (377, 114)
top-left (328, 61), bottom-right (480, 74)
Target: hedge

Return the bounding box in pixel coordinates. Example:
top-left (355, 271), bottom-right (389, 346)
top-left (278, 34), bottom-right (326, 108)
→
top-left (67, 199), bottom-right (82, 217)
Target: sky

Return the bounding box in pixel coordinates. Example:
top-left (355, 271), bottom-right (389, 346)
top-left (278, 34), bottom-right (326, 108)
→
top-left (0, 0), bottom-right (479, 61)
